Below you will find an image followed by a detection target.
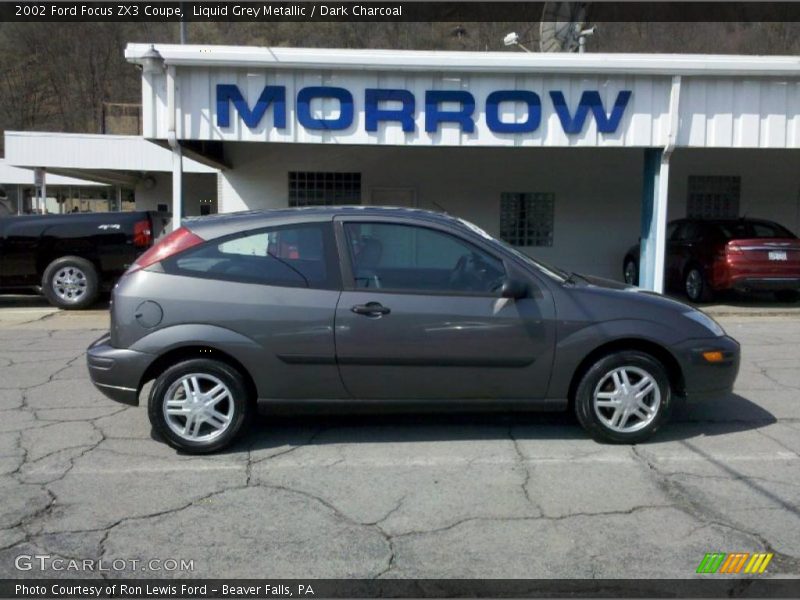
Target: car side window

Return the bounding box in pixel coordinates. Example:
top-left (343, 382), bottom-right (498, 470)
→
top-left (666, 222), bottom-right (679, 241)
top-left (343, 222), bottom-right (506, 294)
top-left (166, 223), bottom-right (336, 289)
top-left (676, 222), bottom-right (700, 242)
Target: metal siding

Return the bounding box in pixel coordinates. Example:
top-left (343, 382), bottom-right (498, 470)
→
top-left (678, 78), bottom-right (800, 149)
top-left (163, 67), bottom-right (669, 147)
top-left (157, 67), bottom-right (800, 149)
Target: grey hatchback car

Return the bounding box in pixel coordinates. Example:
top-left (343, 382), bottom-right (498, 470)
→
top-left (87, 207), bottom-right (739, 453)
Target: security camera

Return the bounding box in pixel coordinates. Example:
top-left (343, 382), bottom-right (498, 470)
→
top-left (503, 32), bottom-right (519, 46)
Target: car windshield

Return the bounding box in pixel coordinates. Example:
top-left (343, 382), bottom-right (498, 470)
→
top-left (716, 221), bottom-right (795, 240)
top-left (455, 217), bottom-right (569, 283)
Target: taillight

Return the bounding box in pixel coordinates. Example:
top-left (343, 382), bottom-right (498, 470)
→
top-left (133, 219), bottom-right (152, 248)
top-left (126, 226), bottom-right (204, 275)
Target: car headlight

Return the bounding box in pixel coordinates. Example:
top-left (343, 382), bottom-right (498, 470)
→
top-left (683, 310), bottom-right (725, 337)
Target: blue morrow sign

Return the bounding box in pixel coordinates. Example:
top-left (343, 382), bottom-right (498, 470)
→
top-left (216, 84), bottom-right (633, 135)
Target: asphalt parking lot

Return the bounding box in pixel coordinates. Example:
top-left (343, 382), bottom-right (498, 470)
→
top-left (0, 296), bottom-right (799, 579)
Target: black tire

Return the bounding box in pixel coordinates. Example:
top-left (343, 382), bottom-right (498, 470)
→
top-left (574, 350), bottom-right (672, 444)
top-left (684, 265), bottom-right (712, 303)
top-left (148, 359), bottom-right (252, 453)
top-left (623, 258), bottom-right (639, 286)
top-left (775, 290), bottom-right (800, 303)
top-left (41, 256), bottom-right (99, 310)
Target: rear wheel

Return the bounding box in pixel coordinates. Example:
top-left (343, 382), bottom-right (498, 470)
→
top-left (42, 256), bottom-right (99, 310)
top-left (148, 359), bottom-right (252, 453)
top-left (684, 265), bottom-right (712, 303)
top-left (574, 351), bottom-right (672, 444)
top-left (623, 258), bottom-right (638, 286)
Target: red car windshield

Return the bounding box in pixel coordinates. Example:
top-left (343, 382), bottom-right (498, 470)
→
top-left (715, 221), bottom-right (796, 240)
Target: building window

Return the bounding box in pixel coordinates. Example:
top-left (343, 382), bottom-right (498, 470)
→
top-left (499, 192), bottom-right (555, 247)
top-left (687, 175), bottom-right (740, 219)
top-left (288, 172), bottom-right (361, 207)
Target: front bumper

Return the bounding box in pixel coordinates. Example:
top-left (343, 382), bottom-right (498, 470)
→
top-left (674, 335), bottom-right (740, 401)
top-left (86, 334), bottom-right (154, 406)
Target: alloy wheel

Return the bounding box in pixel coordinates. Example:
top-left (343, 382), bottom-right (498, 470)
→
top-left (592, 366), bottom-right (661, 433)
top-left (163, 373), bottom-right (235, 443)
top-left (52, 266), bottom-right (88, 303)
top-left (685, 269), bottom-right (703, 301)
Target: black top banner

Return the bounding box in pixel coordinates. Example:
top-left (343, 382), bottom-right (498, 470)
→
top-left (4, 579), bottom-right (800, 598)
top-left (4, 2), bottom-right (800, 22)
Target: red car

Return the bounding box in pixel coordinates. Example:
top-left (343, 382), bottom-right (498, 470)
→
top-left (624, 218), bottom-right (800, 302)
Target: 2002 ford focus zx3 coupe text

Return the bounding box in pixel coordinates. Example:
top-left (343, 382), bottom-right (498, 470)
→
top-left (86, 207), bottom-right (740, 453)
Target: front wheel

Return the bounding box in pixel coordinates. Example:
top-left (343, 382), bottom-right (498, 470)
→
top-left (574, 351), bottom-right (672, 444)
top-left (148, 359), bottom-right (252, 453)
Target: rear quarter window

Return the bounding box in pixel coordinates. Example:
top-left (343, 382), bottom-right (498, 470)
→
top-left (164, 223), bottom-right (338, 289)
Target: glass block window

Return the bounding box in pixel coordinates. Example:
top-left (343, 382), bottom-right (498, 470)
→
top-left (499, 192), bottom-right (555, 247)
top-left (687, 176), bottom-right (740, 219)
top-left (288, 172), bottom-right (361, 207)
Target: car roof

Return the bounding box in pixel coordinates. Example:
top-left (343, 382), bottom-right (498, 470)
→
top-left (183, 205), bottom-right (472, 240)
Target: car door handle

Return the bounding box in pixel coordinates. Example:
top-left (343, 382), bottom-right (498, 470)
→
top-left (351, 302), bottom-right (391, 316)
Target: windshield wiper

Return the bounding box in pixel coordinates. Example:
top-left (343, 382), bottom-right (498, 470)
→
top-left (564, 272), bottom-right (587, 286)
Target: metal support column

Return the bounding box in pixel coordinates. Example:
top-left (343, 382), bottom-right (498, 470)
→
top-left (639, 149), bottom-right (662, 291)
top-left (171, 145), bottom-right (183, 227)
top-left (166, 64), bottom-right (183, 229)
top-left (639, 75), bottom-right (681, 294)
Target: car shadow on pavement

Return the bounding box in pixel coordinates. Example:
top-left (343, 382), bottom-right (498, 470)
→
top-left (0, 293), bottom-right (111, 310)
top-left (218, 392), bottom-right (776, 455)
top-left (0, 294), bottom-right (53, 308)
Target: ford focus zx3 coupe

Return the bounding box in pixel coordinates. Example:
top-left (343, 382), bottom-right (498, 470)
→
top-left (87, 207), bottom-right (740, 453)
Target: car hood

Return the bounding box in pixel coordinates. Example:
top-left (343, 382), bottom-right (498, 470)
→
top-left (575, 274), bottom-right (695, 312)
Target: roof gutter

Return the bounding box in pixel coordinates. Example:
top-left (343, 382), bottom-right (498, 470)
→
top-left (166, 64), bottom-right (183, 230)
top-left (125, 44), bottom-right (800, 78)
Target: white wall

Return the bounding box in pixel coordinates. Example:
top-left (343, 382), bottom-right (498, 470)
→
top-left (668, 149), bottom-right (800, 234)
top-left (220, 143), bottom-right (644, 280)
top-left (135, 172), bottom-right (217, 217)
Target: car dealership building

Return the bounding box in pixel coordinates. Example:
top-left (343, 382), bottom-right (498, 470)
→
top-left (5, 44), bottom-right (800, 291)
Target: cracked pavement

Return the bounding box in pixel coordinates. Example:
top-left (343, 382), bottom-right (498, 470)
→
top-left (0, 302), bottom-right (799, 579)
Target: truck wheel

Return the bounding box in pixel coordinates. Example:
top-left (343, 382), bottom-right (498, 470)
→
top-left (148, 359), bottom-right (252, 454)
top-left (574, 350), bottom-right (672, 444)
top-left (42, 256), bottom-right (99, 310)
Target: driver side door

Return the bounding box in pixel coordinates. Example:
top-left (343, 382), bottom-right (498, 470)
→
top-left (333, 217), bottom-right (556, 400)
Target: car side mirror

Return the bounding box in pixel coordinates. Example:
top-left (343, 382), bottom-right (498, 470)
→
top-left (500, 278), bottom-right (528, 299)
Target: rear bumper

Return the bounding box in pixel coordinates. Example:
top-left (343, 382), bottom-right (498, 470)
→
top-left (710, 261), bottom-right (800, 292)
top-left (86, 334), bottom-right (154, 406)
top-left (729, 276), bottom-right (800, 292)
top-left (674, 335), bottom-right (740, 401)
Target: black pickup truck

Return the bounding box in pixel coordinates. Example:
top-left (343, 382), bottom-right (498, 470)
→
top-left (0, 204), bottom-right (168, 309)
